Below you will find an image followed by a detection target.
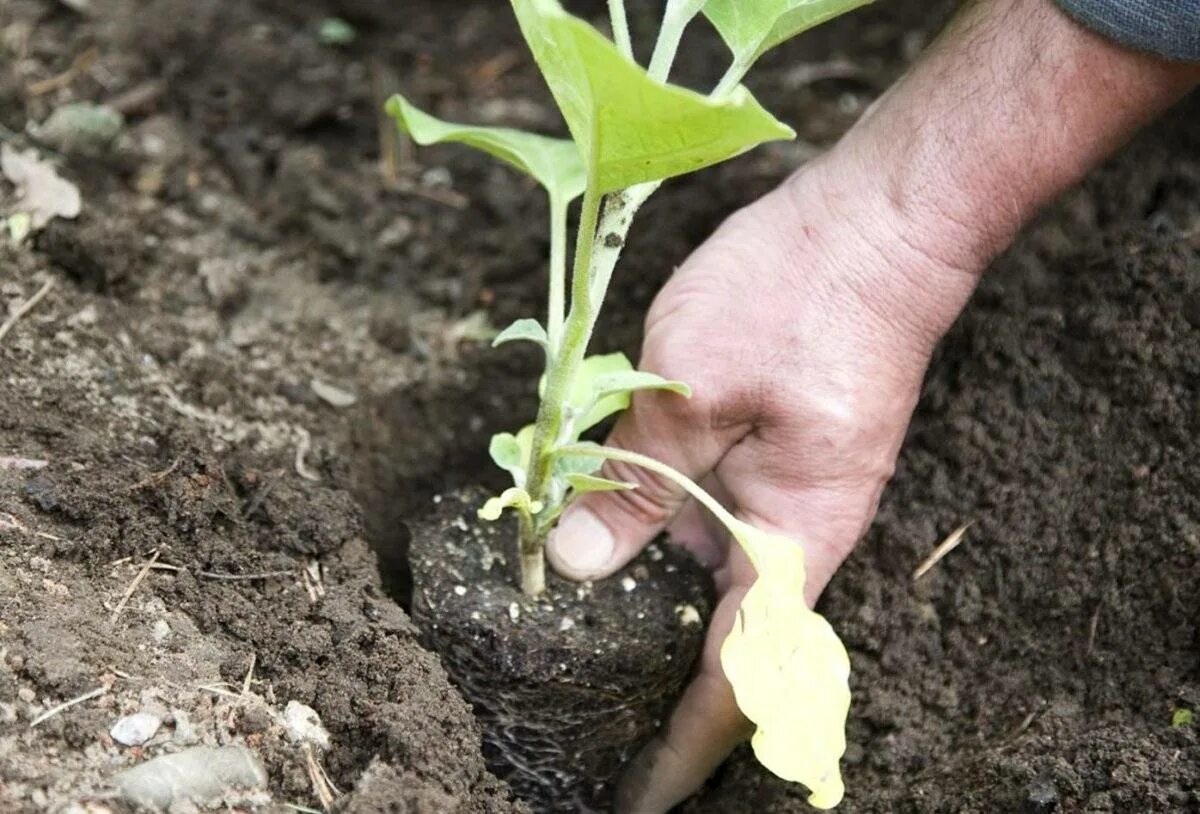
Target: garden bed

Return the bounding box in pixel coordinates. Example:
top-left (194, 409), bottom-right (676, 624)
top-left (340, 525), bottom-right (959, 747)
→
top-left (1, 0), bottom-right (1197, 811)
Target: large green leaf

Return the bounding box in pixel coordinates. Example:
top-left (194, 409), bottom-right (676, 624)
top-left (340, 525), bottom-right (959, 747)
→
top-left (510, 0), bottom-right (794, 193)
top-left (704, 0), bottom-right (874, 69)
top-left (385, 93), bottom-right (586, 203)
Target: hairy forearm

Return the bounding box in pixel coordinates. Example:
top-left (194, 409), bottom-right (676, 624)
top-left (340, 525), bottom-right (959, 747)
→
top-left (814, 0), bottom-right (1199, 343)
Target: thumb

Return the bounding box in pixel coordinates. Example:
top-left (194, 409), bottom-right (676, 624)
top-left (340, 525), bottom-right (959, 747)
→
top-left (546, 387), bottom-right (739, 581)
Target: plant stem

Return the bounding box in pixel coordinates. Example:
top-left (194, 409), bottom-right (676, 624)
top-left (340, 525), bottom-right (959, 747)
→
top-left (608, 0), bottom-right (633, 61)
top-left (517, 510), bottom-right (545, 596)
top-left (648, 0), bottom-right (706, 81)
top-left (712, 60), bottom-right (749, 100)
top-left (556, 443), bottom-right (740, 532)
top-left (519, 185), bottom-right (604, 595)
top-left (547, 195), bottom-right (568, 353)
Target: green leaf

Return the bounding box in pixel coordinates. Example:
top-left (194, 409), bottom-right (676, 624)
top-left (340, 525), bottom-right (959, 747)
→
top-left (493, 319), bottom-right (551, 351)
top-left (385, 94), bottom-right (586, 203)
top-left (1173, 708), bottom-right (1194, 728)
top-left (478, 487), bottom-right (543, 522)
top-left (571, 353), bottom-right (635, 434)
top-left (552, 444), bottom-right (605, 477)
top-left (591, 370), bottom-right (692, 402)
top-left (510, 0), bottom-right (794, 193)
top-left (565, 473), bottom-right (637, 494)
top-left (489, 426), bottom-right (536, 486)
top-left (704, 0), bottom-right (874, 69)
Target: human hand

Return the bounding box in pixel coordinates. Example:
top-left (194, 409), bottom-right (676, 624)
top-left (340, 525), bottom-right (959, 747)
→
top-left (546, 0), bottom-right (1197, 807)
top-left (546, 147), bottom-right (983, 812)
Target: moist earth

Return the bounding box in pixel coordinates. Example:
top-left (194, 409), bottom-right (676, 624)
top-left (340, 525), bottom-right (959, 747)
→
top-left (1, 0), bottom-right (1198, 812)
top-left (409, 488), bottom-right (712, 812)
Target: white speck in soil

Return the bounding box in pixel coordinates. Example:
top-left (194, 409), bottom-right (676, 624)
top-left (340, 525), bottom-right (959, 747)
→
top-left (576, 583), bottom-right (593, 601)
top-left (151, 619), bottom-right (171, 643)
top-left (433, 494), bottom-right (443, 504)
top-left (636, 612), bottom-right (645, 620)
top-left (621, 576), bottom-right (637, 593)
top-left (647, 544), bottom-right (664, 561)
top-left (17, 687), bottom-right (35, 703)
top-left (111, 712), bottom-right (162, 746)
top-left (558, 617), bottom-right (575, 631)
top-left (508, 602), bottom-right (520, 622)
top-left (453, 516), bottom-right (469, 532)
top-left (675, 604), bottom-right (702, 626)
top-left (470, 611), bottom-right (482, 621)
top-left (453, 585), bottom-right (467, 596)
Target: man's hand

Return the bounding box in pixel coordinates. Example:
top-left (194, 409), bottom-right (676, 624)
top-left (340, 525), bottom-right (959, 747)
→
top-left (549, 148), bottom-right (981, 812)
top-left (547, 0), bottom-right (1198, 810)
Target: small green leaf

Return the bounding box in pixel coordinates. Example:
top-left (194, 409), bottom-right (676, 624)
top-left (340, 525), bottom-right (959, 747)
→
top-left (705, 0), bottom-right (874, 70)
top-left (386, 93), bottom-right (586, 203)
top-left (479, 487), bottom-right (543, 522)
top-left (565, 473), bottom-right (637, 494)
top-left (493, 319), bottom-right (550, 351)
top-left (510, 0), bottom-right (794, 193)
top-left (553, 443), bottom-right (605, 477)
top-left (489, 433), bottom-right (525, 481)
top-left (490, 426), bottom-right (536, 486)
top-left (318, 17), bottom-right (357, 46)
top-left (571, 353), bottom-right (635, 434)
top-left (1173, 708), bottom-right (1194, 727)
top-left (591, 370), bottom-right (692, 401)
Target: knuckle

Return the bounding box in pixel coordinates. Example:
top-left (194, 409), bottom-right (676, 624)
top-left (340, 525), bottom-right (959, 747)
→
top-left (596, 456), bottom-right (684, 529)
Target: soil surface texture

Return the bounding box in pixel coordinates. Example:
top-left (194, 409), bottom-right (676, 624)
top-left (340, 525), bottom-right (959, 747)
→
top-left (1, 0), bottom-right (1198, 812)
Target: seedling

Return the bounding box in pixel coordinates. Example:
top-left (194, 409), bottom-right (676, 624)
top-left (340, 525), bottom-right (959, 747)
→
top-left (389, 0), bottom-right (871, 807)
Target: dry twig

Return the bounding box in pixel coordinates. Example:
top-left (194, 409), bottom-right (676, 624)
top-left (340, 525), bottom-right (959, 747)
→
top-left (127, 457), bottom-right (181, 492)
top-left (912, 522), bottom-right (974, 580)
top-left (0, 278), bottom-right (56, 346)
top-left (29, 685), bottom-right (107, 728)
top-left (109, 550), bottom-right (160, 624)
top-left (303, 742), bottom-right (339, 811)
top-left (27, 47), bottom-right (100, 96)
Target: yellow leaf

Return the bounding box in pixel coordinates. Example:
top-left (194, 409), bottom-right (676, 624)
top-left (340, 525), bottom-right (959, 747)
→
top-left (720, 520), bottom-right (851, 809)
top-left (478, 487), bottom-right (543, 522)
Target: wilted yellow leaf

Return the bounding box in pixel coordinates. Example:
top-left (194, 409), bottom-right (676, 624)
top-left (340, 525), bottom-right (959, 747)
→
top-left (478, 487), bottom-right (543, 522)
top-left (720, 520), bottom-right (851, 809)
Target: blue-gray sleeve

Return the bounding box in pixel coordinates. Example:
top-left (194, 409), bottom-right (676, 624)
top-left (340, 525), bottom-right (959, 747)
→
top-left (1056, 0), bottom-right (1200, 61)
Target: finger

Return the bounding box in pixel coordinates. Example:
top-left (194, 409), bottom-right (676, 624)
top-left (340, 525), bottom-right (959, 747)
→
top-left (716, 434), bottom-right (888, 603)
top-left (614, 586), bottom-right (753, 814)
top-left (546, 389), bottom-right (743, 581)
top-left (665, 475), bottom-right (735, 573)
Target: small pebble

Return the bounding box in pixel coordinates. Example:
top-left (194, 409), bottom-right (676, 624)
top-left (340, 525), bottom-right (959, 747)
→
top-left (111, 712), bottom-right (162, 746)
top-left (453, 585), bottom-right (467, 597)
top-left (675, 604), bottom-right (702, 626)
top-left (284, 701), bottom-right (330, 750)
top-left (114, 745), bottom-right (267, 809)
top-left (17, 687), bottom-right (35, 703)
top-left (620, 576), bottom-right (637, 593)
top-left (508, 603), bottom-right (521, 622)
top-left (1023, 778), bottom-right (1059, 813)
top-left (558, 617), bottom-right (575, 632)
top-left (151, 619), bottom-right (172, 643)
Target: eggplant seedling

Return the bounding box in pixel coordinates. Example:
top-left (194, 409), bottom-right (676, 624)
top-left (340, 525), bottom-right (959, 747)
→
top-left (389, 0), bottom-right (871, 807)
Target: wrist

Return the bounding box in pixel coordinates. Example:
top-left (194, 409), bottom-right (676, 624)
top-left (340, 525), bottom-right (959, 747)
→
top-left (842, 0), bottom-right (1198, 270)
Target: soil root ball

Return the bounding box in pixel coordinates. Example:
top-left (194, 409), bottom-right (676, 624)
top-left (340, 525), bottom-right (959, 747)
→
top-left (409, 489), bottom-right (713, 812)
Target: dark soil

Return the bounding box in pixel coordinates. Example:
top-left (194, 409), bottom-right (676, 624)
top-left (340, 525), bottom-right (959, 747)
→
top-left (410, 489), bottom-right (712, 812)
top-left (1, 0), bottom-right (1198, 812)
